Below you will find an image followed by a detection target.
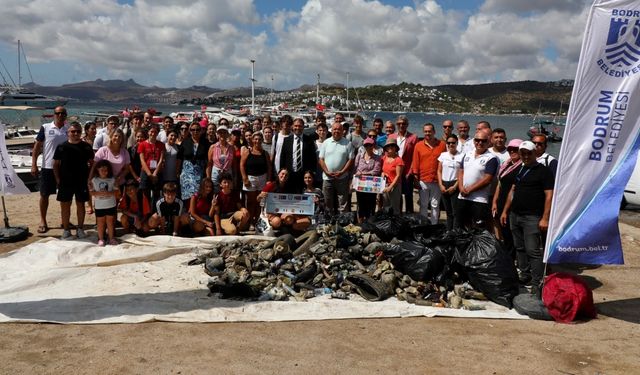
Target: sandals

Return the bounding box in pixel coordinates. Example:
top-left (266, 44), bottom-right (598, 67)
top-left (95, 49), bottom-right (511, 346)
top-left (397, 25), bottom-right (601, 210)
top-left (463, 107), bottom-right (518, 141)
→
top-left (37, 224), bottom-right (49, 234)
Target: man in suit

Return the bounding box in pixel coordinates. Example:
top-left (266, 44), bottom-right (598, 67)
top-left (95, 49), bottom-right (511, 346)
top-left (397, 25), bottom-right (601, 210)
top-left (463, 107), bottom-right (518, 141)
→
top-left (387, 115), bottom-right (418, 213)
top-left (280, 118), bottom-right (318, 193)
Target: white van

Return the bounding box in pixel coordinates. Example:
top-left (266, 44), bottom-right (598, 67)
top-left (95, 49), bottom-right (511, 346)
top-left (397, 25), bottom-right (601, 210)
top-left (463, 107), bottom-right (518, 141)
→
top-left (622, 154), bottom-right (640, 208)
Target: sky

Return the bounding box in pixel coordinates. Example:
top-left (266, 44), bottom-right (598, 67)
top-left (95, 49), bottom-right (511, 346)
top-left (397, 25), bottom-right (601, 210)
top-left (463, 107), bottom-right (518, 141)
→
top-left (0, 0), bottom-right (592, 90)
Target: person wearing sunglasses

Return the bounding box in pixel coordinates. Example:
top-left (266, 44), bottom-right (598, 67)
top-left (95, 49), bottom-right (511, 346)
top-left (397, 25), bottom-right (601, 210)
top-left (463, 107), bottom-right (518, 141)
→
top-left (52, 121), bottom-right (95, 240)
top-left (441, 119), bottom-right (454, 142)
top-left (456, 131), bottom-right (499, 229)
top-left (531, 134), bottom-right (558, 177)
top-left (31, 106), bottom-right (70, 234)
top-left (456, 120), bottom-right (475, 155)
top-left (437, 134), bottom-right (463, 230)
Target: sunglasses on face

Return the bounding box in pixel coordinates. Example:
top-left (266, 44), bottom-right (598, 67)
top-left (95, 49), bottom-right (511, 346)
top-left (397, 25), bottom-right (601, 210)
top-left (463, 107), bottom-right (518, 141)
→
top-left (180, 127), bottom-right (188, 131)
top-left (443, 125), bottom-right (453, 128)
top-left (69, 130), bottom-right (81, 134)
top-left (446, 141), bottom-right (456, 145)
top-left (55, 112), bottom-right (67, 116)
top-left (474, 138), bottom-right (488, 144)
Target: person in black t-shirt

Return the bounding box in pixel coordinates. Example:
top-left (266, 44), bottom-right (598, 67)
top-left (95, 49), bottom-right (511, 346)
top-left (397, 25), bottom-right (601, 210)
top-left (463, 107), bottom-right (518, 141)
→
top-left (500, 141), bottom-right (554, 297)
top-left (53, 122), bottom-right (95, 239)
top-left (147, 182), bottom-right (189, 236)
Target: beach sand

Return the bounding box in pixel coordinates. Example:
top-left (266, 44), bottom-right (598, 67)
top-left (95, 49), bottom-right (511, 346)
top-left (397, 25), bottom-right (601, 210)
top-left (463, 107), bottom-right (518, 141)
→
top-left (1, 193), bottom-right (639, 374)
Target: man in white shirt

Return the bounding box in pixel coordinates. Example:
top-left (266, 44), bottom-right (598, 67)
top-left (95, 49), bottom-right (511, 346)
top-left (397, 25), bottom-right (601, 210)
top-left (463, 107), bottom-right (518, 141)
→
top-left (93, 115), bottom-right (120, 150)
top-left (532, 134), bottom-right (558, 176)
top-left (31, 106), bottom-right (70, 234)
top-left (489, 128), bottom-right (509, 164)
top-left (456, 120), bottom-right (475, 155)
top-left (457, 131), bottom-right (499, 229)
top-left (157, 116), bottom-right (175, 143)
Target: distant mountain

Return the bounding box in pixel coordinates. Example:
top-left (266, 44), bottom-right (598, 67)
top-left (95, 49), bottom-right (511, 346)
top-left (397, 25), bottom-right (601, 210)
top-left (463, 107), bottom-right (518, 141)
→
top-left (22, 79), bottom-right (222, 103)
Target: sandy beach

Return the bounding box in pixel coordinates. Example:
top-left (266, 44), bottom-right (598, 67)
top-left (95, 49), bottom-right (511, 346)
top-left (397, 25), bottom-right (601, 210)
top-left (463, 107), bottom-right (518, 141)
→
top-left (0, 192), bottom-right (639, 374)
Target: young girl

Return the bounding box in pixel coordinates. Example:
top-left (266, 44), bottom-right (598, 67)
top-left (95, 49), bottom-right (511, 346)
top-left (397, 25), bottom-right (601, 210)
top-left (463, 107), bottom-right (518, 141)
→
top-left (303, 170), bottom-right (324, 224)
top-left (189, 178), bottom-right (216, 236)
top-left (91, 159), bottom-right (119, 246)
top-left (118, 179), bottom-right (152, 235)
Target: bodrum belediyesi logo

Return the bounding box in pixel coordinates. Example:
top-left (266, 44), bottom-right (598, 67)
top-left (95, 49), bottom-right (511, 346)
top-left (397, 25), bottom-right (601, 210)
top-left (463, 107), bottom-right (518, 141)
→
top-left (605, 14), bottom-right (640, 68)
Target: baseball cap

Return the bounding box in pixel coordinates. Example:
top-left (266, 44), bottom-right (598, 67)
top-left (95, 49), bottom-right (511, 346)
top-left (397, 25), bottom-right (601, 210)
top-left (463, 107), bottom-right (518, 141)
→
top-left (519, 141), bottom-right (535, 151)
top-left (507, 139), bottom-right (523, 149)
top-left (363, 137), bottom-right (375, 146)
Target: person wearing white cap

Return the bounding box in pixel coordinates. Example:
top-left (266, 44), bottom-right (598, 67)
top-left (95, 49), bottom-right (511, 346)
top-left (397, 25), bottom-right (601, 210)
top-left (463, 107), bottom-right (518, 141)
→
top-left (500, 140), bottom-right (554, 297)
top-left (456, 131), bottom-right (499, 229)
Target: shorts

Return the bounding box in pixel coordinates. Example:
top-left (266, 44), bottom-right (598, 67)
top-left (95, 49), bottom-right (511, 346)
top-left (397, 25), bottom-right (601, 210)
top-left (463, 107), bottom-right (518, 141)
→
top-left (220, 210), bottom-right (246, 234)
top-left (57, 184), bottom-right (90, 203)
top-left (39, 168), bottom-right (57, 196)
top-left (140, 170), bottom-right (163, 190)
top-left (190, 214), bottom-right (212, 223)
top-left (242, 173), bottom-right (267, 192)
top-left (95, 207), bottom-right (117, 218)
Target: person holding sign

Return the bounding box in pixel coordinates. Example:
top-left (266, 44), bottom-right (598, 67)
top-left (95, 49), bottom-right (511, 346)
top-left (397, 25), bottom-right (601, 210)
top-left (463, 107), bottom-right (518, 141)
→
top-left (258, 168), bottom-right (311, 232)
top-left (353, 137), bottom-right (382, 222)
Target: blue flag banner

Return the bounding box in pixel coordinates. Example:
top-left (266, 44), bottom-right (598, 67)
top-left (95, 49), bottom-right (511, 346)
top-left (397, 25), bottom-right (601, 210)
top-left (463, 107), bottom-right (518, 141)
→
top-left (544, 0), bottom-right (640, 264)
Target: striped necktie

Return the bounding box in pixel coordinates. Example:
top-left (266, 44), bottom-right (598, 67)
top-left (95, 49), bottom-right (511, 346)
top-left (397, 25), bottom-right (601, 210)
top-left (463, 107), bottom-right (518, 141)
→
top-left (294, 136), bottom-right (302, 172)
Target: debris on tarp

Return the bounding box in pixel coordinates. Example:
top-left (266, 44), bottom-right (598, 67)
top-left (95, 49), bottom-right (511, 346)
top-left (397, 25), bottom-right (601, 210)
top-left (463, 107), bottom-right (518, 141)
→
top-left (188, 214), bottom-right (519, 309)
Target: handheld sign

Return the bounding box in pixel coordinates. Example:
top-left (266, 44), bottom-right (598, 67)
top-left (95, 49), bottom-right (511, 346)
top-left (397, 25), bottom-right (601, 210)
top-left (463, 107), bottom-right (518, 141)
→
top-left (265, 193), bottom-right (315, 215)
top-left (351, 175), bottom-right (386, 194)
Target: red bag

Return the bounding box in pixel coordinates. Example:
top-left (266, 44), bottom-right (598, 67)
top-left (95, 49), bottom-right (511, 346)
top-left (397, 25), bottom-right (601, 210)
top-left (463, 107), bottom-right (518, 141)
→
top-left (542, 272), bottom-right (597, 323)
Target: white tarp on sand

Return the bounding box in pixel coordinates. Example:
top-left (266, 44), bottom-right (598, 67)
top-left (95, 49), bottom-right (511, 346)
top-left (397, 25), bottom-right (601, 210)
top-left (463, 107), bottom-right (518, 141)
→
top-left (0, 235), bottom-right (527, 324)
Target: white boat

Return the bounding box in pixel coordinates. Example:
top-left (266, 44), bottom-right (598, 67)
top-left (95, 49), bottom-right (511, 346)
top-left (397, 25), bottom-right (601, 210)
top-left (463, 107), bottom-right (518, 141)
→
top-left (8, 149), bottom-right (41, 191)
top-left (4, 125), bottom-right (38, 140)
top-left (0, 41), bottom-right (67, 109)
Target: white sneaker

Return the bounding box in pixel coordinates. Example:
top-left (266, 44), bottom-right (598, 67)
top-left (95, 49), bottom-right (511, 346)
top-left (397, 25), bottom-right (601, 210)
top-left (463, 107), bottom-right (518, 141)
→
top-left (61, 229), bottom-right (76, 240)
top-left (76, 228), bottom-right (87, 239)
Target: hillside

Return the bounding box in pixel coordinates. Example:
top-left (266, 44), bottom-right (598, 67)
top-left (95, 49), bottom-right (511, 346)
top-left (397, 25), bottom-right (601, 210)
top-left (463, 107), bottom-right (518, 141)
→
top-left (21, 78), bottom-right (574, 113)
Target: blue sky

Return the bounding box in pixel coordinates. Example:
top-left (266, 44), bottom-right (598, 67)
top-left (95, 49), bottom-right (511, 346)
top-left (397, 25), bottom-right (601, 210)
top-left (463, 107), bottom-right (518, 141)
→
top-left (0, 0), bottom-right (589, 89)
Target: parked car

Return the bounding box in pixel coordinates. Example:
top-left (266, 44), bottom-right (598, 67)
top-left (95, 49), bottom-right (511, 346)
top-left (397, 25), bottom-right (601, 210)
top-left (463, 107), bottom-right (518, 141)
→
top-left (622, 154), bottom-right (640, 209)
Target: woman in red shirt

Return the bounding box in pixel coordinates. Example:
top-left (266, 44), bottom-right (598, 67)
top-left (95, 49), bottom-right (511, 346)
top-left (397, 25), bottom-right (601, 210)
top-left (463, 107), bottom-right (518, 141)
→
top-left (138, 125), bottom-right (165, 203)
top-left (381, 138), bottom-right (404, 215)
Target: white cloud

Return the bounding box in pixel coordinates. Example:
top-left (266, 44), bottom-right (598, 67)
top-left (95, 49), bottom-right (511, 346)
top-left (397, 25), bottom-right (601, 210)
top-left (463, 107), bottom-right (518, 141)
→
top-left (0, 0), bottom-right (592, 88)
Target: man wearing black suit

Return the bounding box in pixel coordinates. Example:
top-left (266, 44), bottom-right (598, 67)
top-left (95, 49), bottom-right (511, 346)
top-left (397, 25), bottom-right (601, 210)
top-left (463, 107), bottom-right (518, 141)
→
top-left (280, 118), bottom-right (318, 193)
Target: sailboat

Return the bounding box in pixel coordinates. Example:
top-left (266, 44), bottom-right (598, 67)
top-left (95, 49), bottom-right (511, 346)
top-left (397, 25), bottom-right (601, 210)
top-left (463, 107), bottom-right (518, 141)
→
top-left (0, 40), bottom-right (67, 109)
top-left (527, 101), bottom-right (563, 142)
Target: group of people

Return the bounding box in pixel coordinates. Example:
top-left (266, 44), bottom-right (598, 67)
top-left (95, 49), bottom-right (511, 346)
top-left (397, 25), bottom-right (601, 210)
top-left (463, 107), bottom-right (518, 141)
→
top-left (32, 106), bottom-right (556, 295)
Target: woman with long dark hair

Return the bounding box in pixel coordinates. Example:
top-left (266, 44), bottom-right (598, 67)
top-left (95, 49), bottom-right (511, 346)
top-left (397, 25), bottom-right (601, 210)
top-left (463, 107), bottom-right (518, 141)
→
top-left (179, 120), bottom-right (211, 202)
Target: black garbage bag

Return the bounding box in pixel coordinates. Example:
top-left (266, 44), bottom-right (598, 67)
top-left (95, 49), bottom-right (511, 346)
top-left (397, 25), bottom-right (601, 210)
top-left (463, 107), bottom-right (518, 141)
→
top-left (365, 208), bottom-right (405, 241)
top-left (333, 212), bottom-right (356, 226)
top-left (454, 230), bottom-right (519, 308)
top-left (383, 241), bottom-right (446, 282)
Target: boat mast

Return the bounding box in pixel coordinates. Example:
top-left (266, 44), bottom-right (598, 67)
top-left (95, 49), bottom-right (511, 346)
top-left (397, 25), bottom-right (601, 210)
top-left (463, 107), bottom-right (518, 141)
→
top-left (346, 71), bottom-right (349, 112)
top-left (250, 59), bottom-right (256, 115)
top-left (17, 40), bottom-right (21, 89)
top-left (316, 74), bottom-right (320, 116)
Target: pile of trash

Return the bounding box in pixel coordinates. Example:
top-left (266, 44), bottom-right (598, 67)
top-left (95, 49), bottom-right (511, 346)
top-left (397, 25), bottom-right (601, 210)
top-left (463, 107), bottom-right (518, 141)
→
top-left (188, 210), bottom-right (520, 309)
